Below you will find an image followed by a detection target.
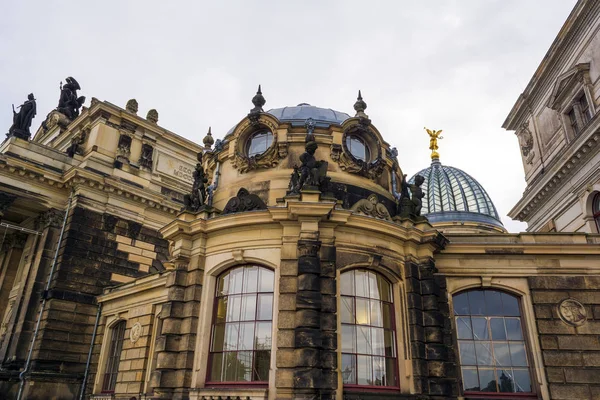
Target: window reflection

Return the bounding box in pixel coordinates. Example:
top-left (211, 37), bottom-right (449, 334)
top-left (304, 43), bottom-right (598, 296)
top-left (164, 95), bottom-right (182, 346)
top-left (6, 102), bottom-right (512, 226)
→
top-left (341, 270), bottom-right (397, 387)
top-left (247, 130), bottom-right (273, 157)
top-left (346, 135), bottom-right (370, 162)
top-left (453, 289), bottom-right (533, 394)
top-left (209, 266), bottom-right (274, 383)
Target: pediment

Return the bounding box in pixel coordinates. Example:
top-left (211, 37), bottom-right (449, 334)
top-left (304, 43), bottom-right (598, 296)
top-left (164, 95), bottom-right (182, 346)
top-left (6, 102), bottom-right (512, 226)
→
top-left (547, 63), bottom-right (590, 110)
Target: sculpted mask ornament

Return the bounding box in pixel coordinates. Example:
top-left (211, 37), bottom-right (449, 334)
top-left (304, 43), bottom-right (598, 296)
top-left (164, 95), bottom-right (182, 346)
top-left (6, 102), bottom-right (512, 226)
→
top-left (558, 298), bottom-right (587, 326)
top-left (518, 121), bottom-right (535, 164)
top-left (130, 322), bottom-right (142, 343)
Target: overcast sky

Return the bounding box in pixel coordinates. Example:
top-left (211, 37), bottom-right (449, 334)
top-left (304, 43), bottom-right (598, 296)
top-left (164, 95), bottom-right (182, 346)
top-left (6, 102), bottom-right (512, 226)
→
top-left (0, 0), bottom-right (578, 232)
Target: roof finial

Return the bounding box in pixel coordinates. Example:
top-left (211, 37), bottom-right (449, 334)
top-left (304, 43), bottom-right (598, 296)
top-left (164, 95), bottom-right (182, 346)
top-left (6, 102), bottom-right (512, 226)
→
top-left (424, 127), bottom-right (443, 160)
top-left (203, 126), bottom-right (214, 150)
top-left (353, 90), bottom-right (368, 118)
top-left (250, 84), bottom-right (266, 113)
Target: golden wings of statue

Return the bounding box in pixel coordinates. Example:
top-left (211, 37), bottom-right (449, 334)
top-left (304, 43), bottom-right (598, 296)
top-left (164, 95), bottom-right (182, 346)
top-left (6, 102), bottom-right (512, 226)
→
top-left (424, 127), bottom-right (443, 159)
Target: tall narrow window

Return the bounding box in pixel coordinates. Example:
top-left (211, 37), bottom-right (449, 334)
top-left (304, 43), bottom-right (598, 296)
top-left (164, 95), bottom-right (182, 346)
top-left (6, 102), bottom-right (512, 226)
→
top-left (568, 108), bottom-right (580, 134)
top-left (593, 192), bottom-right (600, 232)
top-left (102, 320), bottom-right (126, 392)
top-left (208, 265), bottom-right (274, 384)
top-left (579, 94), bottom-right (592, 125)
top-left (340, 269), bottom-right (398, 388)
top-left (453, 290), bottom-right (533, 395)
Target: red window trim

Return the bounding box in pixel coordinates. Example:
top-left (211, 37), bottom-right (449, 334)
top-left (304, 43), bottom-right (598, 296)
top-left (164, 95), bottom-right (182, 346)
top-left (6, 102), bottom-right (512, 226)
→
top-left (463, 391), bottom-right (537, 399)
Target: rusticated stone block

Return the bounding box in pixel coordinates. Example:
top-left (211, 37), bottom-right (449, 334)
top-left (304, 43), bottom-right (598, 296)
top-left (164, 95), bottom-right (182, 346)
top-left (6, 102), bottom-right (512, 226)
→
top-left (426, 343), bottom-right (448, 360)
top-left (410, 325), bottom-right (425, 343)
top-left (296, 291), bottom-right (322, 309)
top-left (298, 274), bottom-right (320, 291)
top-left (278, 311), bottom-right (296, 329)
top-left (564, 368), bottom-right (600, 383)
top-left (320, 261), bottom-right (335, 278)
top-left (276, 349), bottom-right (296, 368)
top-left (413, 359), bottom-right (428, 377)
top-left (409, 309), bottom-right (424, 326)
top-left (421, 279), bottom-right (439, 295)
top-left (295, 309), bottom-right (320, 329)
top-left (532, 291), bottom-right (570, 304)
top-left (411, 341), bottom-right (426, 359)
top-left (321, 331), bottom-right (337, 350)
top-left (407, 293), bottom-right (422, 309)
top-left (428, 380), bottom-right (454, 396)
top-left (404, 262), bottom-right (419, 279)
top-left (529, 276), bottom-right (587, 290)
top-left (425, 326), bottom-right (443, 343)
top-left (277, 329), bottom-right (295, 348)
top-left (534, 304), bottom-right (554, 319)
top-left (423, 311), bottom-right (444, 327)
top-left (541, 336), bottom-right (558, 349)
top-left (295, 328), bottom-right (322, 348)
top-left (320, 350), bottom-right (337, 369)
top-left (422, 295), bottom-right (437, 310)
top-left (320, 278), bottom-right (335, 295)
top-left (276, 368), bottom-right (294, 388)
top-left (537, 320), bottom-right (576, 334)
top-left (319, 370), bottom-right (337, 390)
top-left (298, 256), bottom-right (320, 275)
top-left (294, 348), bottom-right (320, 367)
top-left (321, 295), bottom-right (336, 313)
top-left (294, 368), bottom-right (320, 388)
top-left (549, 384), bottom-right (591, 400)
top-left (582, 352), bottom-right (600, 367)
top-left (546, 367), bottom-right (565, 383)
top-left (280, 277), bottom-right (298, 293)
top-left (405, 277), bottom-right (421, 294)
top-left (543, 351), bottom-right (583, 366)
top-left (320, 313), bottom-right (336, 331)
top-left (558, 336), bottom-right (600, 350)
top-left (279, 294), bottom-right (296, 311)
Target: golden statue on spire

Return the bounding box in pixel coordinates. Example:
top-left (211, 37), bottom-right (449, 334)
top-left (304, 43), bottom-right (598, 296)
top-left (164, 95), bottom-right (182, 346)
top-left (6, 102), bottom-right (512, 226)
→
top-left (424, 127), bottom-right (443, 159)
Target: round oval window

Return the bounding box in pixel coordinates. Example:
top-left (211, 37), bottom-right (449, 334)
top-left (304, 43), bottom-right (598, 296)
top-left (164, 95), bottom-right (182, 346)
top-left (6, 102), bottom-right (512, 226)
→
top-left (247, 130), bottom-right (273, 157)
top-left (346, 135), bottom-right (370, 162)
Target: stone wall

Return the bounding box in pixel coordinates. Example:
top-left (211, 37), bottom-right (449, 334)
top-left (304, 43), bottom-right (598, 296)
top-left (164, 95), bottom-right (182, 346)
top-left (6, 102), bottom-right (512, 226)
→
top-left (0, 205), bottom-right (170, 400)
top-left (405, 261), bottom-right (458, 400)
top-left (529, 276), bottom-right (600, 400)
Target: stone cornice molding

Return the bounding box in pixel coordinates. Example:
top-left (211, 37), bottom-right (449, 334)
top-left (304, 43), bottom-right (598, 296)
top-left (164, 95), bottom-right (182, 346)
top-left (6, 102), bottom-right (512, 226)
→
top-left (502, 0), bottom-right (599, 130)
top-left (509, 127), bottom-right (599, 221)
top-left (98, 272), bottom-right (169, 304)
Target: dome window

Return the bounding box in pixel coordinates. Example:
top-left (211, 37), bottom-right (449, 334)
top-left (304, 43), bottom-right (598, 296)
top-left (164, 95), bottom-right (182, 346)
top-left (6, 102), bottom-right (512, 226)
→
top-left (346, 135), bottom-right (370, 162)
top-left (247, 130), bottom-right (273, 157)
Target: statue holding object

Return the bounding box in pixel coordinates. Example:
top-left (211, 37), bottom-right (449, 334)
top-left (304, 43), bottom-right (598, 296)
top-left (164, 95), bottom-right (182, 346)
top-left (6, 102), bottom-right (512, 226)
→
top-left (398, 174), bottom-right (426, 220)
top-left (289, 131), bottom-right (330, 194)
top-left (57, 77), bottom-right (86, 120)
top-left (7, 93), bottom-right (36, 140)
top-left (183, 152), bottom-right (209, 211)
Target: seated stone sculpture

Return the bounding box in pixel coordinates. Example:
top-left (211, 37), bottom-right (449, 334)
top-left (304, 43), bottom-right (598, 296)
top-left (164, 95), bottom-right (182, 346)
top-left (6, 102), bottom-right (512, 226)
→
top-left (350, 194), bottom-right (392, 220)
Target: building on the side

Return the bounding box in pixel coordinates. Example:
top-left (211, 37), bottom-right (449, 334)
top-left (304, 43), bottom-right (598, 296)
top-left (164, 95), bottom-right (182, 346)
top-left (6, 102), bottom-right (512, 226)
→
top-left (503, 0), bottom-right (600, 233)
top-left (0, 1), bottom-right (600, 399)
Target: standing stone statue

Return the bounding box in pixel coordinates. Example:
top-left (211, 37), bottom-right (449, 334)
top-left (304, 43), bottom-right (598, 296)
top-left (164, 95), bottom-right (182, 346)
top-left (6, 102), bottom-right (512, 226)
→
top-left (57, 77), bottom-right (85, 120)
top-left (398, 174), bottom-right (426, 219)
top-left (290, 133), bottom-right (329, 194)
top-left (183, 152), bottom-right (208, 211)
top-left (7, 94), bottom-right (36, 140)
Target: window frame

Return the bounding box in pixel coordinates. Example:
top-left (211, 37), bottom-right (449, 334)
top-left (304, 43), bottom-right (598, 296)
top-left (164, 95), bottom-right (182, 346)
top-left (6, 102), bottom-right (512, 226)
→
top-left (205, 265), bottom-right (275, 387)
top-left (593, 192), bottom-right (600, 233)
top-left (345, 134), bottom-right (371, 163)
top-left (101, 320), bottom-right (127, 393)
top-left (339, 269), bottom-right (400, 391)
top-left (246, 130), bottom-right (274, 158)
top-left (451, 289), bottom-right (537, 399)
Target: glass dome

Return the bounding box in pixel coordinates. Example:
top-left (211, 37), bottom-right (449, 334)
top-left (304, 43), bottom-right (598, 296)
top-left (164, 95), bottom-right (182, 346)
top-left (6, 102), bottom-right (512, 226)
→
top-left (267, 103), bottom-right (350, 127)
top-left (408, 158), bottom-right (504, 229)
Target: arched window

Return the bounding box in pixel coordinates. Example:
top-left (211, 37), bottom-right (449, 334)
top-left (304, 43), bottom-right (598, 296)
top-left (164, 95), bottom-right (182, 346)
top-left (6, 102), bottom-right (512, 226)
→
top-left (453, 289), bottom-right (533, 395)
top-left (346, 135), bottom-right (370, 162)
top-left (247, 130), bottom-right (273, 157)
top-left (340, 269), bottom-right (398, 387)
top-left (593, 192), bottom-right (600, 232)
top-left (208, 265), bottom-right (274, 384)
top-left (102, 320), bottom-right (126, 392)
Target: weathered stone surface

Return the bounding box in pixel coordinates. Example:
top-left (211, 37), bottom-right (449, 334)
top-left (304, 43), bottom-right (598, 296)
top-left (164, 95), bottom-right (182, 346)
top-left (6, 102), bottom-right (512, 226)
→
top-left (295, 309), bottom-right (320, 328)
top-left (544, 351), bottom-right (583, 366)
top-left (550, 383), bottom-right (591, 400)
top-left (557, 336), bottom-right (600, 350)
top-left (529, 276), bottom-right (587, 289)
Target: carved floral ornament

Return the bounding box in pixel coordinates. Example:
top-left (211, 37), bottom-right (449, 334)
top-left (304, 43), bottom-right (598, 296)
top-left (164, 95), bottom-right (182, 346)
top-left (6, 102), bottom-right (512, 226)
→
top-left (130, 322), bottom-right (142, 343)
top-left (231, 116), bottom-right (286, 174)
top-left (330, 121), bottom-right (385, 180)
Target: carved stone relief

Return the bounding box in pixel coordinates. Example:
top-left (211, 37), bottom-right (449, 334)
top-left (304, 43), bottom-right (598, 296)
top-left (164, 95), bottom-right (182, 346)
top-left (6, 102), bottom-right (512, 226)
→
top-left (558, 298), bottom-right (587, 326)
top-left (518, 121), bottom-right (535, 165)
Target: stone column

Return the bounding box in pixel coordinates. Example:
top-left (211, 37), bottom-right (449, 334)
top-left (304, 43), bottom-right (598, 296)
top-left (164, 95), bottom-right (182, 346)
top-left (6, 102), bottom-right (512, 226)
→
top-left (405, 260), bottom-right (458, 399)
top-left (293, 238), bottom-right (337, 400)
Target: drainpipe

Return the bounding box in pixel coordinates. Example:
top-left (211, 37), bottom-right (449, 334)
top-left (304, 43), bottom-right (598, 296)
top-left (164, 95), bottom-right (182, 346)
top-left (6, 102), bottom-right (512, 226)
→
top-left (79, 302), bottom-right (102, 400)
top-left (16, 191), bottom-right (74, 400)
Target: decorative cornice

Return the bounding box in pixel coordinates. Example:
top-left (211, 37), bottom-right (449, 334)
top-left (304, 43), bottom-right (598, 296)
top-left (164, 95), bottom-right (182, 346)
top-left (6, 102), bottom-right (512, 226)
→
top-left (510, 130), bottom-right (599, 221)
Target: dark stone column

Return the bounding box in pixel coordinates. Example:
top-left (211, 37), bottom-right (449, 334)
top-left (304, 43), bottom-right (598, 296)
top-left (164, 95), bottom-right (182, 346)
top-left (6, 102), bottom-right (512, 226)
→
top-left (405, 260), bottom-right (458, 399)
top-left (293, 240), bottom-right (337, 400)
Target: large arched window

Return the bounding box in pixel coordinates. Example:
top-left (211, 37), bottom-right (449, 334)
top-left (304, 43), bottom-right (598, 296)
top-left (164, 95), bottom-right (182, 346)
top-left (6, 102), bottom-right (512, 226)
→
top-left (208, 265), bottom-right (274, 384)
top-left (453, 289), bottom-right (533, 395)
top-left (102, 320), bottom-right (126, 392)
top-left (593, 192), bottom-right (600, 232)
top-left (340, 269), bottom-right (398, 387)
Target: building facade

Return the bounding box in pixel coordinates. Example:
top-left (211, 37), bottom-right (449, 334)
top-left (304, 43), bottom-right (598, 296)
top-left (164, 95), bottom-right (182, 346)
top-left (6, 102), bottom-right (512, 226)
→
top-left (0, 1), bottom-right (599, 400)
top-left (503, 0), bottom-right (600, 233)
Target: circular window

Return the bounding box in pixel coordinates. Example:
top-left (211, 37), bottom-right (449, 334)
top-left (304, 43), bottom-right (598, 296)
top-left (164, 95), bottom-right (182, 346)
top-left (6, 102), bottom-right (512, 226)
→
top-left (346, 135), bottom-right (370, 162)
top-left (246, 130), bottom-right (273, 157)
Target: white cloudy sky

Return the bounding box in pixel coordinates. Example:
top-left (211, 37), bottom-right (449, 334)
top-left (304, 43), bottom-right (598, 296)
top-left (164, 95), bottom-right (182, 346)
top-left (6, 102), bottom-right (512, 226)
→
top-left (0, 0), bottom-right (578, 232)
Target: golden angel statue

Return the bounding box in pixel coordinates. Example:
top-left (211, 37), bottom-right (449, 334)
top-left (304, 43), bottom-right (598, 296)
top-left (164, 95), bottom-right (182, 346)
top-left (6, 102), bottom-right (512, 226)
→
top-left (424, 127), bottom-right (443, 159)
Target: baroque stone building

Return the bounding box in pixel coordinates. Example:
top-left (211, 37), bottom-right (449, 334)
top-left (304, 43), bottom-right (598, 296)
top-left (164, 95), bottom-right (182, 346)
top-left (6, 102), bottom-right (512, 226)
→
top-left (0, 1), bottom-right (600, 400)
